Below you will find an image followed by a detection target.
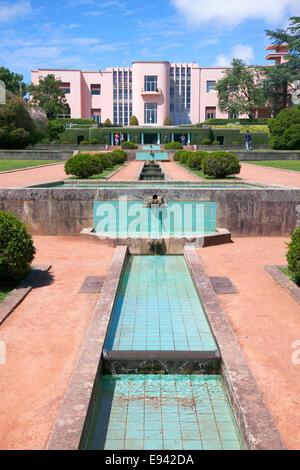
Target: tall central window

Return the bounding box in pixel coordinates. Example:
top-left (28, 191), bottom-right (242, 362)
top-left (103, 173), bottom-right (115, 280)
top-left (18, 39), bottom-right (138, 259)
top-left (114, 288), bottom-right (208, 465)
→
top-left (144, 75), bottom-right (157, 92)
top-left (144, 103), bottom-right (157, 124)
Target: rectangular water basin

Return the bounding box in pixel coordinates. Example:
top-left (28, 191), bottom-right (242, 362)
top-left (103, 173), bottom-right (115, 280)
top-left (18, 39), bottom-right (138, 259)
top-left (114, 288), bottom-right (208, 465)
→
top-left (141, 145), bottom-right (161, 150)
top-left (104, 255), bottom-right (217, 352)
top-left (85, 374), bottom-right (244, 450)
top-left (136, 152), bottom-right (168, 160)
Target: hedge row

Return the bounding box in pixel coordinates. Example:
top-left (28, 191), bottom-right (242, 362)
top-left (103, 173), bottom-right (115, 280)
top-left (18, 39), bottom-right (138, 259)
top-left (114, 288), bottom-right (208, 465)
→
top-left (64, 150), bottom-right (127, 178)
top-left (174, 149), bottom-right (241, 178)
top-left (58, 127), bottom-right (269, 147)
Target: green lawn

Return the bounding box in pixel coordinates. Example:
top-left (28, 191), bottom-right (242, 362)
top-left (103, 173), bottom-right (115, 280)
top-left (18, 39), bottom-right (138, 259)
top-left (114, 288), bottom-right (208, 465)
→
top-left (244, 160), bottom-right (300, 172)
top-left (178, 163), bottom-right (241, 180)
top-left (0, 287), bottom-right (13, 303)
top-left (0, 160), bottom-right (61, 172)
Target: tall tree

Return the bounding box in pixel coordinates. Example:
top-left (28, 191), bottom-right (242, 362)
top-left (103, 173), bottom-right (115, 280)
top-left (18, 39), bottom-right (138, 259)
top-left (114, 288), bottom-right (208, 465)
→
top-left (262, 64), bottom-right (293, 116)
top-left (215, 59), bottom-right (264, 119)
top-left (0, 67), bottom-right (27, 97)
top-left (266, 16), bottom-right (300, 69)
top-left (28, 74), bottom-right (70, 119)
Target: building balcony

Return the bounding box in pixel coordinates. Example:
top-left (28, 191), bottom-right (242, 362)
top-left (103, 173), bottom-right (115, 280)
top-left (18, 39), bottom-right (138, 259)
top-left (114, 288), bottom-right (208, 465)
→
top-left (141, 88), bottom-right (162, 96)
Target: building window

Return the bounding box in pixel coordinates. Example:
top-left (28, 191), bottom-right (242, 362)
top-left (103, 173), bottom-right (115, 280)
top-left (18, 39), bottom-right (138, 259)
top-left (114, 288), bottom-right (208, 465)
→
top-left (206, 81), bottom-right (216, 92)
top-left (59, 82), bottom-right (70, 94)
top-left (205, 107), bottom-right (216, 120)
top-left (91, 108), bottom-right (101, 123)
top-left (90, 84), bottom-right (101, 95)
top-left (144, 76), bottom-right (157, 92)
top-left (144, 103), bottom-right (157, 124)
top-left (228, 112), bottom-right (239, 119)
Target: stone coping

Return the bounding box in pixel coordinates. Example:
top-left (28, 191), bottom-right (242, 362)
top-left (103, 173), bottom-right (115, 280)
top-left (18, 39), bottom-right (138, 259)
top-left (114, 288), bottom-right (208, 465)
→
top-left (264, 265), bottom-right (300, 305)
top-left (47, 246), bottom-right (128, 450)
top-left (0, 265), bottom-right (51, 325)
top-left (80, 228), bottom-right (232, 253)
top-left (184, 246), bottom-right (285, 450)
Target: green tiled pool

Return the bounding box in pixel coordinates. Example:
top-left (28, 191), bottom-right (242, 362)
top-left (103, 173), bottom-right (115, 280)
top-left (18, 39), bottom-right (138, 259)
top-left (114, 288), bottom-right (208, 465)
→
top-left (85, 375), bottom-right (244, 450)
top-left (104, 256), bottom-right (217, 351)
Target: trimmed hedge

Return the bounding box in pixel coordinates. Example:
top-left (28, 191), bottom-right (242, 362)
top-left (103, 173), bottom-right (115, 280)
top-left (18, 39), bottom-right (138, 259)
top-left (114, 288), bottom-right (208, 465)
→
top-left (64, 153), bottom-right (103, 178)
top-left (286, 226), bottom-right (300, 286)
top-left (202, 151), bottom-right (241, 178)
top-left (204, 118), bottom-right (270, 125)
top-left (187, 151), bottom-right (209, 169)
top-left (165, 142), bottom-right (183, 149)
top-left (0, 210), bottom-right (36, 286)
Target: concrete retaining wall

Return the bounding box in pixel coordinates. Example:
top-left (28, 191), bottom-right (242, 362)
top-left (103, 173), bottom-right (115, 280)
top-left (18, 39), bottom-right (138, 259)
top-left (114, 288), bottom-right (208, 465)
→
top-left (0, 150), bottom-right (74, 160)
top-left (0, 186), bottom-right (299, 236)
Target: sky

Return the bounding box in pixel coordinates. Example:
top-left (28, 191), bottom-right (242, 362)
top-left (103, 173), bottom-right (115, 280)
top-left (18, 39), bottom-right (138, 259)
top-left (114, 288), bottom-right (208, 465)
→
top-left (0, 0), bottom-right (300, 83)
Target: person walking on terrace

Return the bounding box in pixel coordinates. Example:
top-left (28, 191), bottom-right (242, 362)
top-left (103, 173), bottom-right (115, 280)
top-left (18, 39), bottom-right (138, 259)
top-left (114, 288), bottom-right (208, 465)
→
top-left (245, 130), bottom-right (252, 151)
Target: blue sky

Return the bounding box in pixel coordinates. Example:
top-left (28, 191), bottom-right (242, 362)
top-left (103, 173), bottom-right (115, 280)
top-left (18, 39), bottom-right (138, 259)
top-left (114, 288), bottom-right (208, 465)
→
top-left (0, 0), bottom-right (300, 83)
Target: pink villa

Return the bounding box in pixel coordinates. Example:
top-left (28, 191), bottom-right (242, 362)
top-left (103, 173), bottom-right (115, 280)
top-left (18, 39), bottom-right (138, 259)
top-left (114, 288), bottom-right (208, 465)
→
top-left (31, 45), bottom-right (288, 126)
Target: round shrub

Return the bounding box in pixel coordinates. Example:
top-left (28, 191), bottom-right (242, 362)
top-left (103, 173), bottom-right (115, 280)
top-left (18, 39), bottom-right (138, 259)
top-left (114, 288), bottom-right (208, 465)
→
top-left (173, 150), bottom-right (185, 161)
top-left (202, 151), bottom-right (241, 178)
top-left (106, 150), bottom-right (127, 164)
top-left (0, 210), bottom-right (36, 286)
top-left (286, 226), bottom-right (300, 286)
top-left (212, 140), bottom-right (220, 145)
top-left (187, 151), bottom-right (209, 170)
top-left (178, 151), bottom-right (193, 164)
top-left (79, 140), bottom-right (89, 145)
top-left (201, 138), bottom-right (212, 145)
top-left (64, 153), bottom-right (103, 179)
top-left (60, 140), bottom-right (70, 144)
top-left (90, 138), bottom-right (99, 144)
top-left (98, 154), bottom-right (113, 170)
top-left (122, 141), bottom-right (138, 149)
top-left (269, 105), bottom-right (300, 150)
top-left (8, 128), bottom-right (31, 149)
top-left (164, 142), bottom-right (183, 150)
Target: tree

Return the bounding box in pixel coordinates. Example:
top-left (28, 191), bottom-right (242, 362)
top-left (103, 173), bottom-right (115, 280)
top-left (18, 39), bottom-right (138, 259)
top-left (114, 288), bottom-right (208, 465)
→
top-left (104, 118), bottom-right (112, 126)
top-left (0, 96), bottom-right (39, 149)
top-left (266, 16), bottom-right (300, 70)
top-left (163, 115), bottom-right (172, 125)
top-left (268, 105), bottom-right (300, 149)
top-left (262, 64), bottom-right (294, 116)
top-left (215, 58), bottom-right (265, 119)
top-left (129, 115), bottom-right (139, 126)
top-left (0, 67), bottom-right (27, 97)
top-left (28, 74), bottom-right (70, 119)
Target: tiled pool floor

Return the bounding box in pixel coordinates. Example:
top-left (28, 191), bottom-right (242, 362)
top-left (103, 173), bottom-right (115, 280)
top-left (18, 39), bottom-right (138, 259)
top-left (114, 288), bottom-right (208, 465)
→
top-left (86, 375), bottom-right (244, 450)
top-left (104, 256), bottom-right (217, 351)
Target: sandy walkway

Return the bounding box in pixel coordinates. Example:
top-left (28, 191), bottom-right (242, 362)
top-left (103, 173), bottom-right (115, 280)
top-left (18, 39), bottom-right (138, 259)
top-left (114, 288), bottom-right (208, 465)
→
top-left (0, 237), bottom-right (115, 450)
top-left (0, 164), bottom-right (66, 188)
top-left (198, 237), bottom-right (300, 450)
top-left (160, 162), bottom-right (201, 181)
top-left (239, 163), bottom-right (300, 187)
top-left (107, 161), bottom-right (143, 181)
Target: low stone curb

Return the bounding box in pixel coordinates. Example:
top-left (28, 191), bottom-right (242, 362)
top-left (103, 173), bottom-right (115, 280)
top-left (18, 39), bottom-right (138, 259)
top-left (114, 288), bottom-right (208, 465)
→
top-left (0, 264), bottom-right (51, 325)
top-left (264, 265), bottom-right (300, 305)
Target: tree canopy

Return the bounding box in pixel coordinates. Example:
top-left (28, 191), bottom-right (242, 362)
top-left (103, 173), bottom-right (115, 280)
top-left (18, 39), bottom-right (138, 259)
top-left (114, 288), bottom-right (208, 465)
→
top-left (28, 74), bottom-right (70, 119)
top-left (215, 58), bottom-right (264, 118)
top-left (266, 16), bottom-right (300, 69)
top-left (0, 67), bottom-right (27, 97)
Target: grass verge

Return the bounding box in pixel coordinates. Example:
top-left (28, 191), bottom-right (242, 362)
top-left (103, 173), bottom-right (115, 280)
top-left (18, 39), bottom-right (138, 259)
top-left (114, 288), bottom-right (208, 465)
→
top-left (0, 160), bottom-right (61, 172)
top-left (243, 160), bottom-right (300, 172)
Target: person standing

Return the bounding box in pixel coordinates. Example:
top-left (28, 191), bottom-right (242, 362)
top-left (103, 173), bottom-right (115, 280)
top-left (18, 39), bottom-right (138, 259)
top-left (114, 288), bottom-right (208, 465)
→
top-left (245, 130), bottom-right (252, 151)
top-left (180, 134), bottom-right (186, 146)
top-left (120, 133), bottom-right (124, 145)
top-left (115, 133), bottom-right (119, 146)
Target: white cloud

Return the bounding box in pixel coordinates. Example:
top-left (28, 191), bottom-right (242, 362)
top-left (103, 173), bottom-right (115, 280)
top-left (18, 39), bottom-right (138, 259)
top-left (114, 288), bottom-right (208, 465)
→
top-left (0, 1), bottom-right (32, 23)
top-left (171, 0), bottom-right (300, 28)
top-left (215, 44), bottom-right (255, 66)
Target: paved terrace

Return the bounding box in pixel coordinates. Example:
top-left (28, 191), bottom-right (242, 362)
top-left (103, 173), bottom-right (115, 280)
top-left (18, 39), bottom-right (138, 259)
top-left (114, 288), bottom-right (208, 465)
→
top-left (0, 237), bottom-right (299, 449)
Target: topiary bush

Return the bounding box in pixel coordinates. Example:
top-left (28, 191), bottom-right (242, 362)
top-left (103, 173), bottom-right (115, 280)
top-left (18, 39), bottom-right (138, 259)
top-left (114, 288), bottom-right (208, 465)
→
top-left (64, 153), bottom-right (103, 179)
top-left (0, 210), bottom-right (36, 286)
top-left (286, 226), bottom-right (300, 286)
top-left (202, 151), bottom-right (241, 178)
top-left (90, 138), bottom-right (99, 144)
top-left (187, 151), bottom-right (209, 170)
top-left (164, 142), bottom-right (183, 150)
top-left (129, 115), bottom-right (139, 126)
top-left (173, 150), bottom-right (185, 161)
top-left (122, 141), bottom-right (138, 149)
top-left (178, 151), bottom-right (193, 164)
top-left (79, 140), bottom-right (89, 145)
top-left (107, 149), bottom-right (127, 164)
top-left (269, 105), bottom-right (300, 150)
top-left (212, 140), bottom-right (220, 145)
top-left (98, 154), bottom-right (113, 170)
top-left (201, 138), bottom-right (212, 145)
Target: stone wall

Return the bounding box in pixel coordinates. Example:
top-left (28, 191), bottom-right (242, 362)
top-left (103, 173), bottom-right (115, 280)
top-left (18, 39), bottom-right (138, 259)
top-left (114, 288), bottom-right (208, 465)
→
top-left (0, 150), bottom-right (74, 160)
top-left (0, 186), bottom-right (299, 236)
